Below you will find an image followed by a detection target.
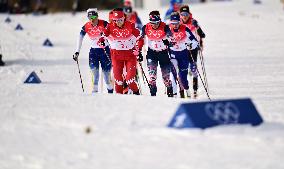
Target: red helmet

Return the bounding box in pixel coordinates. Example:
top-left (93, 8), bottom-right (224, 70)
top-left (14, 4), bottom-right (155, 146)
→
top-left (112, 10), bottom-right (124, 20)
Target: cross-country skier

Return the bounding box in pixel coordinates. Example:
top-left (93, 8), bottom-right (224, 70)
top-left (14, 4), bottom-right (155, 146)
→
top-left (73, 8), bottom-right (113, 93)
top-left (123, 1), bottom-right (143, 30)
top-left (168, 12), bottom-right (199, 98)
top-left (99, 8), bottom-right (141, 95)
top-left (136, 10), bottom-right (174, 97)
top-left (180, 5), bottom-right (206, 98)
top-left (164, 0), bottom-right (183, 24)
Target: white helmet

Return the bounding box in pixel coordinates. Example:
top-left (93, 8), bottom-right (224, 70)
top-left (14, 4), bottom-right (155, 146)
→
top-left (87, 8), bottom-right (98, 18)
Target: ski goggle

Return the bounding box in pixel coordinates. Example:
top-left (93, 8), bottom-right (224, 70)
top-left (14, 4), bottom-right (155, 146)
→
top-left (113, 18), bottom-right (124, 23)
top-left (180, 12), bottom-right (190, 17)
top-left (150, 20), bottom-right (160, 25)
top-left (89, 15), bottom-right (98, 20)
top-left (170, 21), bottom-right (180, 25)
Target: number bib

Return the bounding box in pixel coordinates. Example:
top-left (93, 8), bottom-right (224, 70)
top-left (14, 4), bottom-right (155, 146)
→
top-left (109, 35), bottom-right (136, 50)
top-left (148, 39), bottom-right (167, 51)
top-left (145, 22), bottom-right (168, 51)
top-left (84, 20), bottom-right (108, 48)
top-left (170, 39), bottom-right (188, 51)
top-left (170, 25), bottom-right (189, 51)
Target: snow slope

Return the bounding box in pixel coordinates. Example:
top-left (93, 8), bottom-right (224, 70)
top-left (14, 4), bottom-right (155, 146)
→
top-left (0, 0), bottom-right (284, 169)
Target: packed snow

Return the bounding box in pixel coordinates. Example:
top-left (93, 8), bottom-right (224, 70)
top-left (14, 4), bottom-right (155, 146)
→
top-left (0, 0), bottom-right (284, 169)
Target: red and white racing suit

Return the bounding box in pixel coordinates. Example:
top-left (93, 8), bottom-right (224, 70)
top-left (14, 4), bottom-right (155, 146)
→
top-left (103, 20), bottom-right (140, 94)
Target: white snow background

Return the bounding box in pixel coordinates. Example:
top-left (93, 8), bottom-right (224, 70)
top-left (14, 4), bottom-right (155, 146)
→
top-left (0, 0), bottom-right (284, 169)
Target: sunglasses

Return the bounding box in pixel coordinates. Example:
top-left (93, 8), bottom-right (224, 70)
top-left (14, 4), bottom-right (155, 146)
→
top-left (170, 21), bottom-right (180, 25)
top-left (89, 15), bottom-right (98, 20)
top-left (150, 21), bottom-right (160, 25)
top-left (113, 18), bottom-right (124, 23)
top-left (180, 12), bottom-right (189, 17)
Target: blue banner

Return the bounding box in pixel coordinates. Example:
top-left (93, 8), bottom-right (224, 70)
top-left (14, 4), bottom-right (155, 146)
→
top-left (168, 98), bottom-right (263, 129)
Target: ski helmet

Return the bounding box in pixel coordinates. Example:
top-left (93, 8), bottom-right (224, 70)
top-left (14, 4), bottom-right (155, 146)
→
top-left (124, 6), bottom-right (132, 14)
top-left (112, 8), bottom-right (125, 20)
top-left (149, 11), bottom-right (161, 23)
top-left (87, 8), bottom-right (98, 20)
top-left (170, 12), bottom-right (180, 24)
top-left (180, 5), bottom-right (190, 14)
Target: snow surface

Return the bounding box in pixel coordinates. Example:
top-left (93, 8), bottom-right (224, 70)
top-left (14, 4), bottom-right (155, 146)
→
top-left (1, 0), bottom-right (284, 169)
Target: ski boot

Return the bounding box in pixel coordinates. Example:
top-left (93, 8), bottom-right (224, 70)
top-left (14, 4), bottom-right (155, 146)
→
top-left (192, 77), bottom-right (198, 99)
top-left (133, 90), bottom-right (140, 95)
top-left (179, 89), bottom-right (185, 98)
top-left (122, 80), bottom-right (129, 94)
top-left (150, 85), bottom-right (157, 96)
top-left (167, 86), bottom-right (174, 97)
top-left (185, 89), bottom-right (191, 98)
top-left (193, 90), bottom-right (198, 99)
top-left (107, 89), bottom-right (114, 94)
top-left (92, 85), bottom-right (98, 93)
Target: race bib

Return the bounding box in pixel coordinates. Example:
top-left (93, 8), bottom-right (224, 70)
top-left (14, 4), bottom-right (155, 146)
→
top-left (109, 36), bottom-right (136, 50)
top-left (148, 40), bottom-right (167, 51)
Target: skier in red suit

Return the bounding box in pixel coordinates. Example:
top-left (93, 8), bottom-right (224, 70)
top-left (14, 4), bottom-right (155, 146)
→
top-left (99, 8), bottom-right (141, 95)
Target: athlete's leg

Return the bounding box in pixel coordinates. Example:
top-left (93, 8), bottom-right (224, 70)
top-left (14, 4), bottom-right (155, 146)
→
top-left (89, 48), bottom-right (100, 93)
top-left (125, 57), bottom-right (139, 94)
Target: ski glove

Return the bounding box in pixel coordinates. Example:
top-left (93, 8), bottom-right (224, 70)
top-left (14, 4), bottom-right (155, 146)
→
top-left (98, 37), bottom-right (105, 48)
top-left (133, 49), bottom-right (143, 62)
top-left (162, 39), bottom-right (176, 47)
top-left (192, 20), bottom-right (199, 28)
top-left (73, 52), bottom-right (79, 61)
top-left (187, 40), bottom-right (199, 50)
top-left (200, 39), bottom-right (204, 49)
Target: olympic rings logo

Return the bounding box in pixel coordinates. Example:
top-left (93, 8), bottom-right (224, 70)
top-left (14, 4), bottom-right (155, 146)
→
top-left (112, 29), bottom-right (130, 38)
top-left (173, 32), bottom-right (185, 41)
top-left (205, 102), bottom-right (240, 124)
top-left (87, 27), bottom-right (102, 36)
top-left (148, 29), bottom-right (164, 38)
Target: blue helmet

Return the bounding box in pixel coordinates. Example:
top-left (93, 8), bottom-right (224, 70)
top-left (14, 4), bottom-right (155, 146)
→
top-left (170, 12), bottom-right (180, 22)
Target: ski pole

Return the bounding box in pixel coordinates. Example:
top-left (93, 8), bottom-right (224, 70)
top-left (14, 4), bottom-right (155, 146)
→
top-left (188, 49), bottom-right (211, 101)
top-left (139, 62), bottom-right (147, 86)
top-left (199, 50), bottom-right (209, 93)
top-left (138, 62), bottom-right (151, 91)
top-left (136, 68), bottom-right (143, 95)
top-left (75, 59), bottom-right (85, 92)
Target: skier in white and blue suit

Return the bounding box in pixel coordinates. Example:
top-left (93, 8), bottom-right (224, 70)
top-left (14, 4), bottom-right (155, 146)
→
top-left (73, 8), bottom-right (113, 93)
top-left (168, 12), bottom-right (199, 98)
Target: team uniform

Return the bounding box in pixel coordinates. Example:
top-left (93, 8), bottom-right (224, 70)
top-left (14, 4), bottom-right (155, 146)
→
top-left (123, 5), bottom-right (143, 94)
top-left (180, 5), bottom-right (206, 97)
top-left (75, 9), bottom-right (113, 93)
top-left (169, 22), bottom-right (199, 97)
top-left (102, 11), bottom-right (140, 94)
top-left (137, 13), bottom-right (174, 97)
